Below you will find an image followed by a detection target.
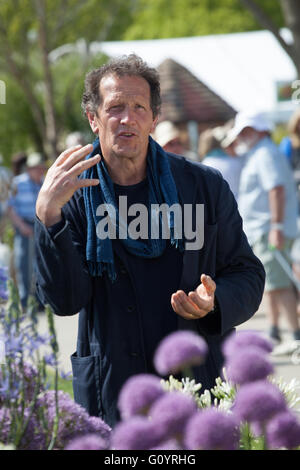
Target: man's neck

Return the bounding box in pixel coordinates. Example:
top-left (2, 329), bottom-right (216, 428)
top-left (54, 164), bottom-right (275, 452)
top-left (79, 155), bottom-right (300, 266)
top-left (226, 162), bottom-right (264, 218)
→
top-left (103, 154), bottom-right (147, 186)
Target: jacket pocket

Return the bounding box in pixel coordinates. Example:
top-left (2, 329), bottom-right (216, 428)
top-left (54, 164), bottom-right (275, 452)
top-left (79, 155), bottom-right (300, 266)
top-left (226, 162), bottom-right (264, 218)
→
top-left (71, 352), bottom-right (102, 417)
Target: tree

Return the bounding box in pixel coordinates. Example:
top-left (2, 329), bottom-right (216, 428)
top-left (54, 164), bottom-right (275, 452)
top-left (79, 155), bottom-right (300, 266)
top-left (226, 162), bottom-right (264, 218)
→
top-left (123, 0), bottom-right (284, 40)
top-left (0, 0), bottom-right (137, 160)
top-left (240, 0), bottom-right (300, 77)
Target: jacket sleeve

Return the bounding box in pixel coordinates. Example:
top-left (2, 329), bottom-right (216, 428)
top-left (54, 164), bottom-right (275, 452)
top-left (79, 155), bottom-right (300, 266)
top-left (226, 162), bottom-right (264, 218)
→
top-left (34, 190), bottom-right (93, 316)
top-left (198, 175), bottom-right (266, 336)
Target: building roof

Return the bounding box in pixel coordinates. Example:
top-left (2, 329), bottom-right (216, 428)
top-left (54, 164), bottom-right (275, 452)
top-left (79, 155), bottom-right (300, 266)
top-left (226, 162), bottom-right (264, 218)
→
top-left (157, 58), bottom-right (236, 123)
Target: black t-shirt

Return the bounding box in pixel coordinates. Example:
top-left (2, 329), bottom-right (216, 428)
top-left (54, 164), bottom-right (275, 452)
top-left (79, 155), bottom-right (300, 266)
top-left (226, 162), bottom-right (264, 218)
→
top-left (114, 178), bottom-right (183, 373)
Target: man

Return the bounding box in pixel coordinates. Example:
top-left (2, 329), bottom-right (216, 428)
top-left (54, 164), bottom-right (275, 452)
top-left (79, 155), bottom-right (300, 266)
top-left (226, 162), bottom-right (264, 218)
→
top-left (8, 152), bottom-right (46, 310)
top-left (231, 111), bottom-right (300, 344)
top-left (35, 55), bottom-right (265, 427)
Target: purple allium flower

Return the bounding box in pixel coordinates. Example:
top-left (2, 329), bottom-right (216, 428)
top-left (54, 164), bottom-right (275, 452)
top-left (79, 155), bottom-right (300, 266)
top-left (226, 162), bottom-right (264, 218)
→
top-left (223, 330), bottom-right (273, 358)
top-left (118, 374), bottom-right (165, 420)
top-left (185, 408), bottom-right (240, 450)
top-left (225, 347), bottom-right (274, 385)
top-left (149, 392), bottom-right (197, 439)
top-left (65, 433), bottom-right (107, 450)
top-left (36, 391), bottom-right (111, 449)
top-left (111, 417), bottom-right (161, 450)
top-left (0, 268), bottom-right (8, 301)
top-left (151, 439), bottom-right (182, 450)
top-left (154, 331), bottom-right (207, 375)
top-left (0, 407), bottom-right (41, 450)
top-left (266, 410), bottom-right (300, 449)
top-left (233, 380), bottom-right (286, 425)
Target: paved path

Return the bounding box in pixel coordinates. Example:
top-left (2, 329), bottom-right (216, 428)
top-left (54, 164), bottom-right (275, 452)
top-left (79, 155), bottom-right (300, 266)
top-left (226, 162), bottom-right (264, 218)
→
top-left (37, 295), bottom-right (300, 387)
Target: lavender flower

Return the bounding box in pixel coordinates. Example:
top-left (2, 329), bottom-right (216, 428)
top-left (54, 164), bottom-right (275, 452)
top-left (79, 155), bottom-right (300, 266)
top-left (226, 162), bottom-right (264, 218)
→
top-left (266, 410), bottom-right (300, 449)
top-left (225, 347), bottom-right (274, 385)
top-left (118, 374), bottom-right (165, 420)
top-left (0, 267), bottom-right (8, 301)
top-left (111, 417), bottom-right (161, 450)
top-left (149, 392), bottom-right (197, 439)
top-left (233, 380), bottom-right (286, 425)
top-left (154, 331), bottom-right (207, 375)
top-left (65, 433), bottom-right (107, 450)
top-left (223, 330), bottom-right (273, 358)
top-left (0, 407), bottom-right (11, 444)
top-left (36, 391), bottom-right (111, 449)
top-left (185, 408), bottom-right (240, 450)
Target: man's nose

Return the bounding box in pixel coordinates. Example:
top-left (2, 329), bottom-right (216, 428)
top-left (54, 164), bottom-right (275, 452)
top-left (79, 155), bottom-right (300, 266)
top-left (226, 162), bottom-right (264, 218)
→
top-left (120, 107), bottom-right (136, 125)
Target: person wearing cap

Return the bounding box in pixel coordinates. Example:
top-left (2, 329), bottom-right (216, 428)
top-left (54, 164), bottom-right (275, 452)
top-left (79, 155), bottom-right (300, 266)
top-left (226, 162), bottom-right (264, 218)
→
top-left (154, 120), bottom-right (198, 161)
top-left (7, 152), bottom-right (46, 310)
top-left (231, 111), bottom-right (300, 344)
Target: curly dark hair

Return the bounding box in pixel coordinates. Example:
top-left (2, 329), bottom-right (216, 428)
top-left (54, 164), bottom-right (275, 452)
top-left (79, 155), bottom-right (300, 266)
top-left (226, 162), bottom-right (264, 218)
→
top-left (81, 54), bottom-right (161, 118)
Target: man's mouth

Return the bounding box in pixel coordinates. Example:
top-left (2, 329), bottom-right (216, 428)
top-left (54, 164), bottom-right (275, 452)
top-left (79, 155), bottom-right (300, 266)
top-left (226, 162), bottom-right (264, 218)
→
top-left (118, 131), bottom-right (137, 139)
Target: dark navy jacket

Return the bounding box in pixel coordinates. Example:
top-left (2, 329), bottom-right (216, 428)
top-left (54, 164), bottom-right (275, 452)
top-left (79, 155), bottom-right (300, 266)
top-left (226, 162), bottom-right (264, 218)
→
top-left (34, 153), bottom-right (265, 427)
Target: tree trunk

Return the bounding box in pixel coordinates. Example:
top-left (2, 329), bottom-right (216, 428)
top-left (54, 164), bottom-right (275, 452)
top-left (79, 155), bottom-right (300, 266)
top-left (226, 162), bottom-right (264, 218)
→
top-left (279, 0), bottom-right (300, 78)
top-left (34, 0), bottom-right (58, 159)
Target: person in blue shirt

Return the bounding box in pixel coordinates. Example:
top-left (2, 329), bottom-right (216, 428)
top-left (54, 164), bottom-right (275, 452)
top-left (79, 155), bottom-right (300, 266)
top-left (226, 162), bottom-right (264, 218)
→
top-left (34, 54), bottom-right (265, 427)
top-left (7, 152), bottom-right (46, 310)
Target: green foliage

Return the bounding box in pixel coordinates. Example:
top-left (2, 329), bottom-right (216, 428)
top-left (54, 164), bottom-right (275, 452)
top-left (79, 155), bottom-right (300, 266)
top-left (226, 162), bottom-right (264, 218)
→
top-left (123, 0), bottom-right (284, 40)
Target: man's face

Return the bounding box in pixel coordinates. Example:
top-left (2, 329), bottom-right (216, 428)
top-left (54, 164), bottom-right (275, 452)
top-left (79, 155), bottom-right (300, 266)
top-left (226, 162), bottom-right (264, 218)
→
top-left (88, 74), bottom-right (157, 163)
top-left (28, 165), bottom-right (45, 184)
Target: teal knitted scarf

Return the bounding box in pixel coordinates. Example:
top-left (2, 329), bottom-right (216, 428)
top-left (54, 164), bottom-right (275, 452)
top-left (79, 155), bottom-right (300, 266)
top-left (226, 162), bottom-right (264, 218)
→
top-left (82, 136), bottom-right (184, 281)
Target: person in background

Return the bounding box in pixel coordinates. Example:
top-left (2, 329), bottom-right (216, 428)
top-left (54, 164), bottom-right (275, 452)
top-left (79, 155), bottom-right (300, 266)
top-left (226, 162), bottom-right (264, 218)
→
top-left (231, 111), bottom-right (300, 345)
top-left (279, 109), bottom-right (300, 212)
top-left (0, 153), bottom-right (12, 243)
top-left (7, 152), bottom-right (46, 310)
top-left (11, 152), bottom-right (28, 177)
top-left (154, 120), bottom-right (198, 161)
top-left (199, 126), bottom-right (243, 200)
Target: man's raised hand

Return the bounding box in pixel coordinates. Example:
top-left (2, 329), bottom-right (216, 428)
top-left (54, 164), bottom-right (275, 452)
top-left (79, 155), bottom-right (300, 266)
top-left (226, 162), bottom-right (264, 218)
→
top-left (36, 144), bottom-right (100, 227)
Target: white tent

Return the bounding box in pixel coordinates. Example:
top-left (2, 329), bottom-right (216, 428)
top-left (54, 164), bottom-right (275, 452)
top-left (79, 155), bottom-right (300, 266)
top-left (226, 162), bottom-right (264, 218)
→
top-left (88, 29), bottom-right (298, 123)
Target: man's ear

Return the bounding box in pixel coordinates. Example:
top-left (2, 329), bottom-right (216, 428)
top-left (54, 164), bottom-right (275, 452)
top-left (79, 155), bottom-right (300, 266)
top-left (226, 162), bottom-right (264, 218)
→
top-left (150, 115), bottom-right (159, 135)
top-left (86, 111), bottom-right (99, 135)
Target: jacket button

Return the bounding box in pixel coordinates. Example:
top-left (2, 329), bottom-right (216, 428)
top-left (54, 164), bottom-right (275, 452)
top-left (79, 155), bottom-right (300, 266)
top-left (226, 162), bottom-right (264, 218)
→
top-left (127, 305), bottom-right (135, 313)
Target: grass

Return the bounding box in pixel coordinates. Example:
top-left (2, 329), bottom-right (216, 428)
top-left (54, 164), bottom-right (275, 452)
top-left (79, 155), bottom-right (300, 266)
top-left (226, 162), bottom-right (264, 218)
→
top-left (46, 368), bottom-right (74, 398)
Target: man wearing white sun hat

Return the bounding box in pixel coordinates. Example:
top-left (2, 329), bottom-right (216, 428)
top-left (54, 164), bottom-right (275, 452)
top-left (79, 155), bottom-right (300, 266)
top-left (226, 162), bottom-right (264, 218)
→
top-left (230, 110), bottom-right (300, 344)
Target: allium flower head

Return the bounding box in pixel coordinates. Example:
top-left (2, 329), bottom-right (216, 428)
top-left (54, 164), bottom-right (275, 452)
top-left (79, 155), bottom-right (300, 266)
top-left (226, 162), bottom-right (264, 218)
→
top-left (111, 417), bottom-right (161, 450)
top-left (151, 439), bottom-right (182, 450)
top-left (266, 410), bottom-right (300, 449)
top-left (225, 347), bottom-right (274, 385)
top-left (65, 434), bottom-right (107, 450)
top-left (223, 330), bottom-right (273, 358)
top-left (118, 374), bottom-right (164, 420)
top-left (154, 331), bottom-right (207, 375)
top-left (36, 391), bottom-right (111, 449)
top-left (233, 380), bottom-right (286, 424)
top-left (149, 391), bottom-right (197, 439)
top-left (185, 408), bottom-right (240, 450)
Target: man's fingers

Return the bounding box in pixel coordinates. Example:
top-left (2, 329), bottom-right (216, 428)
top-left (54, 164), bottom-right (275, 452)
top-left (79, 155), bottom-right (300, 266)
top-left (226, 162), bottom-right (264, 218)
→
top-left (58, 144), bottom-right (94, 170)
top-left (70, 154), bottom-right (101, 177)
top-left (200, 274), bottom-right (216, 295)
top-left (171, 295), bottom-right (198, 320)
top-left (77, 178), bottom-right (100, 189)
top-left (171, 291), bottom-right (202, 319)
top-left (55, 145), bottom-right (84, 166)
